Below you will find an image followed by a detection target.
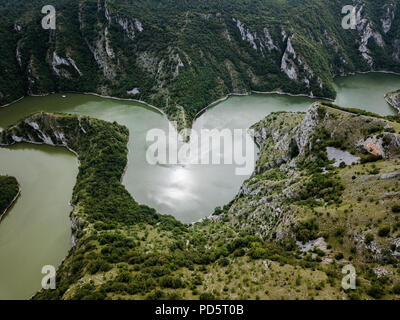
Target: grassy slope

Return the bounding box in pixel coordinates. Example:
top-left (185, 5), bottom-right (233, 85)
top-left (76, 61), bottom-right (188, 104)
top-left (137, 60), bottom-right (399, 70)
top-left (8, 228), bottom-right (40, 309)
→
top-left (1, 106), bottom-right (400, 299)
top-left (213, 103), bottom-right (400, 299)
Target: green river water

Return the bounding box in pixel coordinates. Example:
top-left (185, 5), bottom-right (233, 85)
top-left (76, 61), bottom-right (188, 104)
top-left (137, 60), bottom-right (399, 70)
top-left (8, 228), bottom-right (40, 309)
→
top-left (0, 72), bottom-right (399, 299)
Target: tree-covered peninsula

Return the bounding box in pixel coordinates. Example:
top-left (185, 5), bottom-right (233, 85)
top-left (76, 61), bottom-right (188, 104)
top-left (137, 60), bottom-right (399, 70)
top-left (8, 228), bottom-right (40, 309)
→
top-left (0, 106), bottom-right (400, 300)
top-left (0, 175), bottom-right (20, 220)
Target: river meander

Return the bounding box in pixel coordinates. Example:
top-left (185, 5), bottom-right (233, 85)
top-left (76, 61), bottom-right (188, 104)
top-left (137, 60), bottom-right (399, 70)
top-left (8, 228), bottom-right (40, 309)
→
top-left (0, 72), bottom-right (399, 299)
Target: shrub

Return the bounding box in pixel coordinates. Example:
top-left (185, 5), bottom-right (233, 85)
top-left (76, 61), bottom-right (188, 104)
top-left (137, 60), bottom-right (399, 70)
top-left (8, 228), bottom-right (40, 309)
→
top-left (367, 284), bottom-right (385, 299)
top-left (335, 253), bottom-right (344, 261)
top-left (116, 271), bottom-right (132, 283)
top-left (159, 276), bottom-right (185, 289)
top-left (87, 259), bottom-right (111, 274)
top-left (365, 233), bottom-right (374, 245)
top-left (249, 247), bottom-right (268, 260)
top-left (378, 226), bottom-right (390, 238)
top-left (233, 248), bottom-right (246, 257)
top-left (392, 205), bottom-right (400, 214)
top-left (219, 258), bottom-right (230, 267)
top-left (146, 290), bottom-right (165, 300)
top-left (393, 284), bottom-right (400, 295)
top-left (347, 291), bottom-right (361, 300)
top-left (295, 219), bottom-right (319, 243)
top-left (335, 227), bottom-right (345, 237)
top-left (200, 293), bottom-right (216, 300)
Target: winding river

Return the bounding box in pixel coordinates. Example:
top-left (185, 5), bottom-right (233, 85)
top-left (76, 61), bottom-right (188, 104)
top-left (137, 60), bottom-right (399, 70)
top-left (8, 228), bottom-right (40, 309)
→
top-left (0, 73), bottom-right (399, 299)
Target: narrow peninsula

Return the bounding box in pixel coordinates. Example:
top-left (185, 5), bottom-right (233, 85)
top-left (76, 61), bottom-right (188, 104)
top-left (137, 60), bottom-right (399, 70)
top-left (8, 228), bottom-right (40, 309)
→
top-left (0, 175), bottom-right (20, 221)
top-left (1, 107), bottom-right (400, 300)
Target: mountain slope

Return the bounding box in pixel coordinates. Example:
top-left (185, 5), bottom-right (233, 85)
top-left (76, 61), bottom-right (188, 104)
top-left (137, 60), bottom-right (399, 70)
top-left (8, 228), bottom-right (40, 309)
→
top-left (1, 0), bottom-right (400, 130)
top-left (1, 106), bottom-right (400, 300)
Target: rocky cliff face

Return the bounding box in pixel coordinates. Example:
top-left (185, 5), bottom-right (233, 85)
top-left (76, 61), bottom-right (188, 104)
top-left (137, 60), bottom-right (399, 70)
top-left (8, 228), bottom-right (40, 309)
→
top-left (355, 2), bottom-right (385, 67)
top-left (385, 90), bottom-right (400, 113)
top-left (1, 0), bottom-right (400, 130)
top-left (2, 108), bottom-right (400, 299)
top-left (0, 112), bottom-right (136, 250)
top-left (0, 113), bottom-right (89, 246)
top-left (0, 112), bottom-right (87, 149)
top-left (218, 103), bottom-right (400, 265)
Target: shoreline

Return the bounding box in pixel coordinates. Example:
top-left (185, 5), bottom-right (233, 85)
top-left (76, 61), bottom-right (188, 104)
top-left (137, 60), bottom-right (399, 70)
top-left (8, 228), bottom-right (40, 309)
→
top-left (195, 92), bottom-right (250, 118)
top-left (1, 69), bottom-right (399, 126)
top-left (385, 92), bottom-right (400, 114)
top-left (0, 96), bottom-right (24, 108)
top-left (0, 182), bottom-right (21, 223)
top-left (120, 133), bottom-right (131, 184)
top-left (0, 91), bottom-right (167, 118)
top-left (334, 70), bottom-right (400, 79)
top-left (195, 90), bottom-right (333, 119)
top-left (81, 92), bottom-right (168, 118)
top-left (0, 89), bottom-right (330, 134)
top-left (252, 90), bottom-right (333, 100)
top-left (1, 138), bottom-right (80, 164)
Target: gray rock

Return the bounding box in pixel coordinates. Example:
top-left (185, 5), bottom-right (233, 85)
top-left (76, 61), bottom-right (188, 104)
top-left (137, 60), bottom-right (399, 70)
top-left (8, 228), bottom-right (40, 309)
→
top-left (380, 172), bottom-right (400, 180)
top-left (326, 147), bottom-right (360, 167)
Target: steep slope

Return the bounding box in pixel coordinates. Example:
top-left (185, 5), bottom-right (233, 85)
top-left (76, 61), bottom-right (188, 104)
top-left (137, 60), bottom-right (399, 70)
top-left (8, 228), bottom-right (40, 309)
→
top-left (223, 103), bottom-right (400, 239)
top-left (386, 89), bottom-right (400, 112)
top-left (0, 176), bottom-right (20, 220)
top-left (1, 0), bottom-right (400, 130)
top-left (1, 107), bottom-right (400, 300)
top-left (212, 103), bottom-right (400, 299)
top-left (0, 113), bottom-right (187, 299)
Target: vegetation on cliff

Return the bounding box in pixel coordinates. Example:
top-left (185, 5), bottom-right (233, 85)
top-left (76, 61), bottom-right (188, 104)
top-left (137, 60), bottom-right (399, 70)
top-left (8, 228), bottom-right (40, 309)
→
top-left (0, 113), bottom-right (188, 299)
top-left (1, 105), bottom-right (400, 300)
top-left (385, 89), bottom-right (400, 113)
top-left (214, 102), bottom-right (400, 299)
top-left (1, 0), bottom-right (400, 130)
top-left (0, 175), bottom-right (19, 218)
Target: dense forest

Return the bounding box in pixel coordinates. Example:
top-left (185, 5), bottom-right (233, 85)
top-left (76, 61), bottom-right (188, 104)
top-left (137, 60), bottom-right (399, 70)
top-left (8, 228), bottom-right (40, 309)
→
top-left (1, 108), bottom-right (400, 300)
top-left (0, 176), bottom-right (19, 217)
top-left (0, 0), bottom-right (400, 130)
top-left (1, 0), bottom-right (400, 301)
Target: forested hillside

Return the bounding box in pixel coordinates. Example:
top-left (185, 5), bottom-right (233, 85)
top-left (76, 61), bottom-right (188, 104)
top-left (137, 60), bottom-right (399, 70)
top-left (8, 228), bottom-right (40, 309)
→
top-left (0, 106), bottom-right (399, 300)
top-left (1, 0), bottom-right (400, 129)
top-left (0, 176), bottom-right (19, 217)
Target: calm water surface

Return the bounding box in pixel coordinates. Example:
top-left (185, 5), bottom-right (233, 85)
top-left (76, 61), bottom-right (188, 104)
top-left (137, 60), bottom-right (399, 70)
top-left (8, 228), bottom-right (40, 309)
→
top-left (0, 73), bottom-right (399, 299)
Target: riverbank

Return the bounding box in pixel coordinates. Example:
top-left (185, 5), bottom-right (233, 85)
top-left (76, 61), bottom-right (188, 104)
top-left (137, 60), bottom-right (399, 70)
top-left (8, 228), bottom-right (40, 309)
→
top-left (0, 177), bottom-right (21, 222)
top-left (0, 134), bottom-right (81, 166)
top-left (0, 188), bottom-right (21, 221)
top-left (336, 70), bottom-right (400, 78)
top-left (385, 90), bottom-right (400, 113)
top-left (1, 72), bottom-right (400, 299)
top-left (81, 92), bottom-right (168, 118)
top-left (0, 92), bottom-right (167, 117)
top-left (0, 97), bottom-right (24, 109)
top-left (2, 70), bottom-right (399, 130)
top-left (87, 70), bottom-right (400, 123)
top-left (31, 102), bottom-right (400, 301)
